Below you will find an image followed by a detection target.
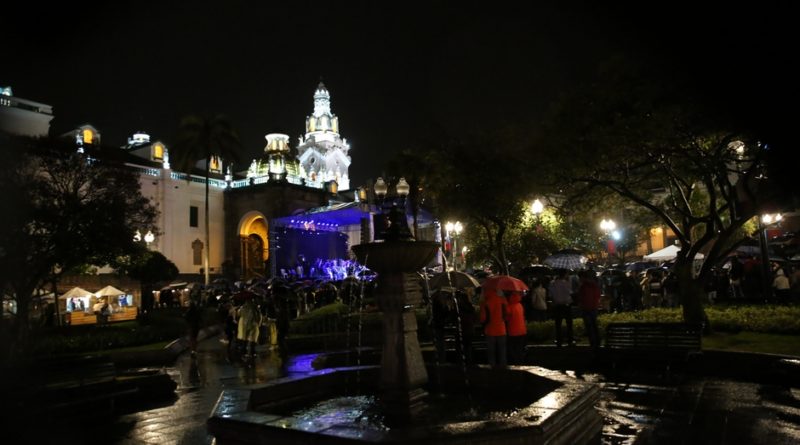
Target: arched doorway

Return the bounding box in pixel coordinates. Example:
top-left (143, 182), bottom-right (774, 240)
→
top-left (238, 212), bottom-right (269, 280)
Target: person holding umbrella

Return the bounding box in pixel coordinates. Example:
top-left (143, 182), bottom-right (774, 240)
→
top-left (479, 287), bottom-right (508, 368)
top-left (548, 269), bottom-right (575, 347)
top-left (576, 270), bottom-right (602, 350)
top-left (237, 297), bottom-right (262, 364)
top-left (480, 275), bottom-right (528, 367)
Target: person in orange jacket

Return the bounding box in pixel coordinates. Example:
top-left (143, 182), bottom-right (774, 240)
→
top-left (479, 288), bottom-right (508, 367)
top-left (505, 290), bottom-right (528, 364)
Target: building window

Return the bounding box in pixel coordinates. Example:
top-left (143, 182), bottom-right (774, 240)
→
top-left (192, 239), bottom-right (204, 266)
top-left (209, 155), bottom-right (222, 174)
top-left (152, 143), bottom-right (164, 161)
top-left (190, 206), bottom-right (199, 227)
top-left (82, 129), bottom-right (94, 145)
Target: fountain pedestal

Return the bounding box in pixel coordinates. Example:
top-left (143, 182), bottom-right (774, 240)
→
top-left (352, 240), bottom-right (439, 424)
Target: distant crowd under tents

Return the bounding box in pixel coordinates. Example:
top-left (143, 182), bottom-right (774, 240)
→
top-left (60, 285), bottom-right (137, 325)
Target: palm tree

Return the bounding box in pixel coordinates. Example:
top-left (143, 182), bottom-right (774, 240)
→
top-left (171, 115), bottom-right (243, 285)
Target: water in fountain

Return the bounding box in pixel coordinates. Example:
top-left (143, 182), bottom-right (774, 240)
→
top-left (209, 241), bottom-right (602, 444)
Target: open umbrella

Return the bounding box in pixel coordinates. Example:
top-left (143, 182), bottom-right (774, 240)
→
top-left (428, 271), bottom-right (481, 289)
top-left (232, 290), bottom-right (258, 304)
top-left (543, 252), bottom-right (587, 270)
top-left (482, 275), bottom-right (529, 293)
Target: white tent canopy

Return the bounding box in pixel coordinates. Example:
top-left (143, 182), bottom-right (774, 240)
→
top-left (643, 245), bottom-right (705, 261)
top-left (95, 285), bottom-right (126, 297)
top-left (59, 287), bottom-right (93, 300)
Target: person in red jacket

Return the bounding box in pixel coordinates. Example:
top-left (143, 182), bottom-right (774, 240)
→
top-left (479, 288), bottom-right (508, 367)
top-left (577, 270), bottom-right (602, 350)
top-left (505, 290), bottom-right (528, 364)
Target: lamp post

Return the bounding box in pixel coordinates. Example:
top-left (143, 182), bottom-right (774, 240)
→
top-left (758, 212), bottom-right (782, 301)
top-left (445, 221), bottom-right (463, 271)
top-left (532, 199), bottom-right (544, 229)
top-left (600, 218), bottom-right (617, 264)
top-left (372, 177), bottom-right (412, 241)
top-left (530, 198), bottom-right (545, 264)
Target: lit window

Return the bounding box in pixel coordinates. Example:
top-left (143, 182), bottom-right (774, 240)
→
top-left (152, 143), bottom-right (164, 161)
top-left (82, 129), bottom-right (94, 144)
top-left (210, 156), bottom-right (221, 173)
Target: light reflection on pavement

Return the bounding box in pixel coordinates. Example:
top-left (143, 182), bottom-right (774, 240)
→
top-left (108, 336), bottom-right (313, 445)
top-left (102, 335), bottom-right (800, 445)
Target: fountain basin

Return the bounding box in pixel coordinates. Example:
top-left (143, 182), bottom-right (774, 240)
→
top-left (208, 364), bottom-right (602, 444)
top-left (352, 240), bottom-right (440, 273)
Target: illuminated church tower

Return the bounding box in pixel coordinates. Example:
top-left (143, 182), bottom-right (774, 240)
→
top-left (296, 82), bottom-right (351, 190)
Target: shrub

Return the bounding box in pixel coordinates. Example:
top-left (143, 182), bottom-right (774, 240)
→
top-left (28, 307), bottom-right (198, 356)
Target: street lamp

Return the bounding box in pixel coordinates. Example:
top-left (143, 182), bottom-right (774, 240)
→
top-left (445, 221), bottom-right (463, 271)
top-left (532, 199), bottom-right (544, 216)
top-left (758, 212), bottom-right (782, 301)
top-left (372, 177), bottom-right (413, 241)
top-left (599, 219), bottom-right (617, 264)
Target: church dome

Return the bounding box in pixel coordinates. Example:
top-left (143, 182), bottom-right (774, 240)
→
top-left (306, 81), bottom-right (339, 134)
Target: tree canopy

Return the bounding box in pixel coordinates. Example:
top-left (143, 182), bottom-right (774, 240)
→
top-left (0, 136), bottom-right (158, 357)
top-left (536, 56), bottom-right (795, 324)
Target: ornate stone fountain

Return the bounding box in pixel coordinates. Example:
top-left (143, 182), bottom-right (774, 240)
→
top-left (207, 177), bottom-right (602, 444)
top-left (350, 239), bottom-right (440, 424)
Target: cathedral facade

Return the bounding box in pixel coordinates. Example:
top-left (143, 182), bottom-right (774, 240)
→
top-left (2, 83), bottom-right (361, 279)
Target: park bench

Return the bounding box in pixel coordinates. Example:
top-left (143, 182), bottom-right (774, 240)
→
top-left (604, 322), bottom-right (702, 379)
top-left (22, 355), bottom-right (138, 415)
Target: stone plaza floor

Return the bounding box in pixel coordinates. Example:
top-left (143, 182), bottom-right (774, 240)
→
top-left (16, 335), bottom-right (800, 445)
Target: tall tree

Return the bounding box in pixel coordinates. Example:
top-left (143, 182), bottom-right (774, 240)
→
top-left (538, 58), bottom-right (792, 326)
top-left (0, 136), bottom-right (158, 358)
top-left (170, 115), bottom-right (242, 285)
top-left (428, 129), bottom-right (541, 275)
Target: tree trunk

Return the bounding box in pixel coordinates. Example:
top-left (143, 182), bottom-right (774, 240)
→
top-left (496, 225), bottom-right (508, 275)
top-left (204, 160), bottom-right (210, 286)
top-left (51, 278), bottom-right (61, 327)
top-left (674, 261), bottom-right (709, 331)
top-left (10, 288), bottom-right (34, 360)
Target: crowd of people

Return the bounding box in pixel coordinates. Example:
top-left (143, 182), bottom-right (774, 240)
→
top-left (428, 269), bottom-right (606, 368)
top-left (596, 257), bottom-right (800, 312)
top-left (172, 251), bottom-right (799, 369)
top-left (427, 256), bottom-right (800, 368)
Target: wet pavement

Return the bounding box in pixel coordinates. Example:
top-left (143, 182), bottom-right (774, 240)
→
top-left (22, 335), bottom-right (800, 444)
top-left (107, 339), bottom-right (301, 445)
top-left (569, 371), bottom-right (800, 444)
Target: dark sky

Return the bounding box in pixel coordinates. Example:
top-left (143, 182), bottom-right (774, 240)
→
top-left (4, 1), bottom-right (795, 186)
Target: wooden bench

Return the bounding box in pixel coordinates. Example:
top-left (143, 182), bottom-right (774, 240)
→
top-left (604, 322), bottom-right (702, 378)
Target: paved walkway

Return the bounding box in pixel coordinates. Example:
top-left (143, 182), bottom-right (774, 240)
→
top-left (107, 338), bottom-right (301, 445)
top-left (21, 336), bottom-right (800, 444)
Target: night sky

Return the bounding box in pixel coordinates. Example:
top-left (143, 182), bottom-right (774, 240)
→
top-left (4, 2), bottom-right (794, 186)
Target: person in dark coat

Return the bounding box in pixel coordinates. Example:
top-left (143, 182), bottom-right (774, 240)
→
top-left (576, 271), bottom-right (602, 350)
top-left (431, 288), bottom-right (456, 363)
top-left (184, 300), bottom-right (202, 355)
top-left (454, 290), bottom-right (476, 364)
